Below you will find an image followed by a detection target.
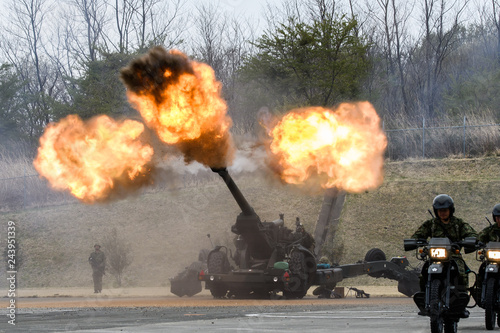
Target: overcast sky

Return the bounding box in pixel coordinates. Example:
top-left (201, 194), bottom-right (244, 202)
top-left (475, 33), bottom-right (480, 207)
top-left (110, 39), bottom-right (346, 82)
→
top-left (202, 0), bottom-right (268, 17)
top-left (190, 0), bottom-right (270, 38)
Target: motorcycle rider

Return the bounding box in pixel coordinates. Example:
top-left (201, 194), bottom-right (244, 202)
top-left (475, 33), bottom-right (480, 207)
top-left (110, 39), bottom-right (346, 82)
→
top-left (478, 203), bottom-right (500, 243)
top-left (411, 194), bottom-right (478, 316)
top-left (475, 204), bottom-right (500, 291)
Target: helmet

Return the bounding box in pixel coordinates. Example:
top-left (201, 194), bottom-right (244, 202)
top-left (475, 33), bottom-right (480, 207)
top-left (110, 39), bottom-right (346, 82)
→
top-left (94, 244), bottom-right (101, 248)
top-left (492, 204), bottom-right (500, 220)
top-left (433, 194), bottom-right (455, 217)
top-left (319, 256), bottom-right (330, 264)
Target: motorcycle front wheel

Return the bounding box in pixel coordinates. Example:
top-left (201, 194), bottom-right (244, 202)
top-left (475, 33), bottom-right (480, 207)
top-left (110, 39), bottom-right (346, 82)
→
top-left (485, 277), bottom-right (496, 330)
top-left (430, 279), bottom-right (444, 333)
top-left (444, 319), bottom-right (457, 333)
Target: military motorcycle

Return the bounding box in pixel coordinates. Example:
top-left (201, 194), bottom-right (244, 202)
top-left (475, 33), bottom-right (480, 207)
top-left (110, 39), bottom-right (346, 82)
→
top-left (472, 241), bottom-right (500, 330)
top-left (404, 237), bottom-right (477, 333)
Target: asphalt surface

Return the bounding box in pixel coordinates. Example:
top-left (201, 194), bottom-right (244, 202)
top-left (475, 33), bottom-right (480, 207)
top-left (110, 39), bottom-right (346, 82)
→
top-left (0, 295), bottom-right (497, 332)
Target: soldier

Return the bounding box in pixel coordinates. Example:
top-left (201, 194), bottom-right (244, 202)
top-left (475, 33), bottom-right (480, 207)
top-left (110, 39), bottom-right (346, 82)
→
top-left (294, 218), bottom-right (315, 253)
top-left (475, 204), bottom-right (500, 290)
top-left (89, 244), bottom-right (106, 293)
top-left (411, 194), bottom-right (477, 291)
top-left (478, 204), bottom-right (500, 243)
top-left (313, 256), bottom-right (335, 298)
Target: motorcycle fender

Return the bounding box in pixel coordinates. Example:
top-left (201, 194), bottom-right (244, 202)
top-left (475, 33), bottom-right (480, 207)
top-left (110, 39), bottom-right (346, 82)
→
top-left (486, 264), bottom-right (499, 274)
top-left (428, 264), bottom-right (443, 274)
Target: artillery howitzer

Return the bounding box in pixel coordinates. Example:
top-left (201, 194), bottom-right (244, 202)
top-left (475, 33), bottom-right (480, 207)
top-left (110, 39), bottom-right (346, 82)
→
top-left (172, 167), bottom-right (420, 299)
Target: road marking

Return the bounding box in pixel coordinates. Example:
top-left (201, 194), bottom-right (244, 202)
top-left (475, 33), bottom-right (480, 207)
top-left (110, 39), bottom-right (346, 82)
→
top-left (246, 310), bottom-right (484, 320)
top-left (183, 313), bottom-right (206, 316)
top-left (247, 314), bottom-right (418, 319)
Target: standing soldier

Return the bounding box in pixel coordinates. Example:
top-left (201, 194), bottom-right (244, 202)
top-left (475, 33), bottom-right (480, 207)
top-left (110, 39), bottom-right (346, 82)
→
top-left (89, 244), bottom-right (106, 293)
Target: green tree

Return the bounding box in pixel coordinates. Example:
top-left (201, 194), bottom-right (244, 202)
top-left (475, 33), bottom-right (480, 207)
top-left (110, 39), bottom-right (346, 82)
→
top-left (57, 52), bottom-right (136, 120)
top-left (240, 14), bottom-right (370, 110)
top-left (0, 64), bottom-right (23, 146)
top-left (439, 24), bottom-right (500, 119)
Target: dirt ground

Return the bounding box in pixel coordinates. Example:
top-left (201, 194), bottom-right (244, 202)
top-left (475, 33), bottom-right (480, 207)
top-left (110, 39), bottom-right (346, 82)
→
top-left (0, 285), bottom-right (405, 309)
top-left (9, 285), bottom-right (404, 298)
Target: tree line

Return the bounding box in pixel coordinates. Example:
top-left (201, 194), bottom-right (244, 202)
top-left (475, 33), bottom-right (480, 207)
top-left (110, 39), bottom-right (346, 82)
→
top-left (1, 0), bottom-right (500, 157)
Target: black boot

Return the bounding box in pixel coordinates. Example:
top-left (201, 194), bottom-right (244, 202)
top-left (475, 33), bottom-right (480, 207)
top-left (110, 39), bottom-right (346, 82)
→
top-left (459, 309), bottom-right (470, 318)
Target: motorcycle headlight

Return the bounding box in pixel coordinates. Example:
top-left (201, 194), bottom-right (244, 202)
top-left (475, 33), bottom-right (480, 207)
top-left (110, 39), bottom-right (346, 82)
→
top-left (430, 248), bottom-right (448, 260)
top-left (487, 250), bottom-right (500, 260)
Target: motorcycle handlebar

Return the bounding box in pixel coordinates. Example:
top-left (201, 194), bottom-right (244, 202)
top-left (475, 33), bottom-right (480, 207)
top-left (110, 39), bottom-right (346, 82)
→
top-left (403, 237), bottom-right (478, 252)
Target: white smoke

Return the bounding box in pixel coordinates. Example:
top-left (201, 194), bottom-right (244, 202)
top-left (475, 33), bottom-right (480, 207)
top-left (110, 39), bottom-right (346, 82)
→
top-left (228, 148), bottom-right (267, 174)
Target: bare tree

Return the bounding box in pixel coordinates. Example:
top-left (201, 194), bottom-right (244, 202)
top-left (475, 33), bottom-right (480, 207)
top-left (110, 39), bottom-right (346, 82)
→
top-left (132, 0), bottom-right (186, 51)
top-left (101, 0), bottom-right (186, 54)
top-left (67, 0), bottom-right (108, 62)
top-left (490, 0), bottom-right (500, 64)
top-left (366, 0), bottom-right (414, 115)
top-left (221, 17), bottom-right (257, 134)
top-left (306, 0), bottom-right (337, 20)
top-left (102, 228), bottom-right (132, 287)
top-left (190, 3), bottom-right (259, 133)
top-left (1, 0), bottom-right (61, 140)
top-left (192, 3), bottom-right (227, 77)
top-left (106, 0), bottom-right (137, 53)
top-left (418, 0), bottom-right (469, 117)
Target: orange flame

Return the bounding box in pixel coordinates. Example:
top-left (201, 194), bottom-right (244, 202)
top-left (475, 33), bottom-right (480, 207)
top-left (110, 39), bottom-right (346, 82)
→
top-left (265, 102), bottom-right (387, 192)
top-left (33, 115), bottom-right (154, 203)
top-left (120, 47), bottom-right (234, 168)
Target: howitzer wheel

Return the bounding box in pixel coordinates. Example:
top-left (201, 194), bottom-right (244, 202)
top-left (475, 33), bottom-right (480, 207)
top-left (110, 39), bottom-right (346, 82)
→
top-left (207, 250), bottom-right (230, 274)
top-left (364, 248), bottom-right (386, 262)
top-left (365, 248), bottom-right (387, 278)
top-left (207, 250), bottom-right (229, 298)
top-left (284, 250), bottom-right (308, 299)
top-left (210, 283), bottom-right (228, 298)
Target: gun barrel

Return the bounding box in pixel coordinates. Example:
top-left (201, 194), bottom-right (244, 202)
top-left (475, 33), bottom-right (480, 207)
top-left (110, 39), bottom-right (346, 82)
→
top-left (211, 167), bottom-right (255, 216)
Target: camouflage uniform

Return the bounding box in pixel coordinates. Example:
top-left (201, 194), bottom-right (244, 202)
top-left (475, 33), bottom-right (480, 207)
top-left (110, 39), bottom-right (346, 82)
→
top-left (89, 247), bottom-right (106, 293)
top-left (412, 216), bottom-right (478, 289)
top-left (478, 224), bottom-right (500, 244)
top-left (476, 205), bottom-right (500, 293)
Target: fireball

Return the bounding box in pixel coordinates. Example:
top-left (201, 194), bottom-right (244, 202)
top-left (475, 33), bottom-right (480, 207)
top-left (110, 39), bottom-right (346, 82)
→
top-left (266, 102), bottom-right (387, 192)
top-left (121, 47), bottom-right (234, 168)
top-left (33, 115), bottom-right (154, 203)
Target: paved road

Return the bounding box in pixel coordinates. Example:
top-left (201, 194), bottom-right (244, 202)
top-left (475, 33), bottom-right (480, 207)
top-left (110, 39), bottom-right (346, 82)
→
top-left (0, 296), bottom-right (495, 332)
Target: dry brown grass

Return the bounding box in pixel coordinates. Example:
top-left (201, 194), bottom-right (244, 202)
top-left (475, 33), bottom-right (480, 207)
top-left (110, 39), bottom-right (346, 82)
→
top-left (384, 111), bottom-right (500, 160)
top-left (1, 156), bottom-right (499, 290)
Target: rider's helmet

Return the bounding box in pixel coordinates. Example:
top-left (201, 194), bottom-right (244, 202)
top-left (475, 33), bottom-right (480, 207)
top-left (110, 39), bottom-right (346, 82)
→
top-left (433, 194), bottom-right (455, 217)
top-left (319, 256), bottom-right (330, 264)
top-left (492, 204), bottom-right (500, 221)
